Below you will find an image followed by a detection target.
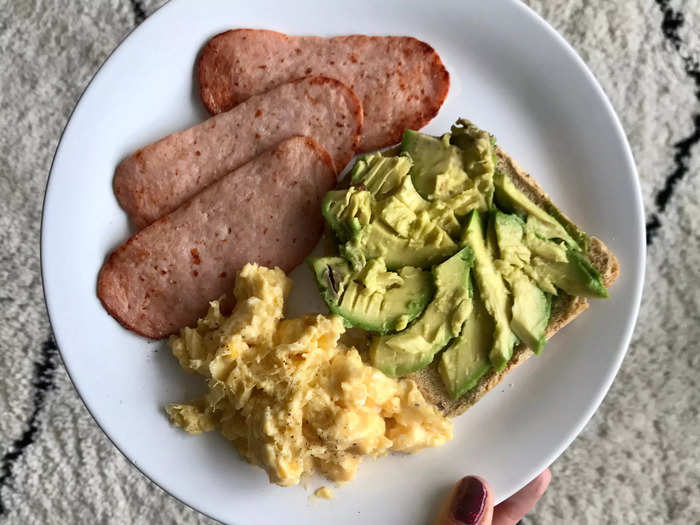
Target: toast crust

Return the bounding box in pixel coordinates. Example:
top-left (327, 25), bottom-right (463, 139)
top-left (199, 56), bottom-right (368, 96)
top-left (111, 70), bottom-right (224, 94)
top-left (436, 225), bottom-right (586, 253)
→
top-left (409, 146), bottom-right (620, 417)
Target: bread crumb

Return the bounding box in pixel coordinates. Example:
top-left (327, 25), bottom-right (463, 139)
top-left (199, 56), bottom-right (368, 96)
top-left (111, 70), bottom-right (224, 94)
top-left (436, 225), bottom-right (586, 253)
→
top-left (313, 486), bottom-right (334, 500)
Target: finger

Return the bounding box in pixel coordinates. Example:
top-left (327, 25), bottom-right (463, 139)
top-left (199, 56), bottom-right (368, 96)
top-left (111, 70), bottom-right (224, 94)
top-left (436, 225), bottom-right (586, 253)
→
top-left (434, 476), bottom-right (494, 525)
top-left (492, 469), bottom-right (552, 525)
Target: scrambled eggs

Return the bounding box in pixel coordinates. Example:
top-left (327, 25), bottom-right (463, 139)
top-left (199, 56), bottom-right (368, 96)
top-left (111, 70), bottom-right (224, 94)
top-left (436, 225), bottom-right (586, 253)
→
top-left (166, 263), bottom-right (452, 487)
top-left (313, 486), bottom-right (334, 499)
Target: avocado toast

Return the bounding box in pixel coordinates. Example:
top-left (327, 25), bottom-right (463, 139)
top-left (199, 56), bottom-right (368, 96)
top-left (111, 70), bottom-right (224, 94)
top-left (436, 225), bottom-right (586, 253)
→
top-left (309, 118), bottom-right (619, 418)
top-left (411, 144), bottom-right (619, 417)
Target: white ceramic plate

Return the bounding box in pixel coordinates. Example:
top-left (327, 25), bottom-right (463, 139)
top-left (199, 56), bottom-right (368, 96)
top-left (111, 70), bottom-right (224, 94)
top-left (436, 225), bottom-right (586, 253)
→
top-left (41, 1), bottom-right (645, 523)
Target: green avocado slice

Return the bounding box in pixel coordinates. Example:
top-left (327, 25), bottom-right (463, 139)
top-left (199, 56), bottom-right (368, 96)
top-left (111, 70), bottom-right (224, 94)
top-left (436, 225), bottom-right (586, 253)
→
top-left (449, 119), bottom-right (496, 206)
top-left (492, 211), bottom-right (528, 265)
top-left (306, 256), bottom-right (352, 306)
top-left (462, 211), bottom-right (518, 372)
top-left (507, 270), bottom-right (551, 354)
top-left (349, 152), bottom-right (412, 199)
top-left (390, 171), bottom-right (464, 238)
top-left (402, 130), bottom-right (473, 201)
top-left (530, 249), bottom-right (609, 298)
top-left (308, 257), bottom-right (433, 333)
top-left (518, 227), bottom-right (609, 298)
top-left (492, 211), bottom-right (551, 353)
top-left (370, 247), bottom-right (474, 376)
top-left (439, 283), bottom-right (493, 399)
top-left (340, 196), bottom-right (458, 270)
top-left (348, 150), bottom-right (469, 238)
top-left (493, 171), bottom-right (581, 250)
top-left (321, 187), bottom-right (371, 242)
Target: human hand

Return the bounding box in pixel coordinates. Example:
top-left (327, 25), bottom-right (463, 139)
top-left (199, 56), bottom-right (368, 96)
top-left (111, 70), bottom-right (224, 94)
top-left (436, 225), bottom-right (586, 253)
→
top-left (434, 469), bottom-right (551, 525)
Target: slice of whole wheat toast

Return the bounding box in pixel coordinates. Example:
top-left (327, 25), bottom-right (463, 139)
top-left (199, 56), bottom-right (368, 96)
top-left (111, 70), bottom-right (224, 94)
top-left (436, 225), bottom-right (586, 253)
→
top-left (409, 146), bottom-right (620, 417)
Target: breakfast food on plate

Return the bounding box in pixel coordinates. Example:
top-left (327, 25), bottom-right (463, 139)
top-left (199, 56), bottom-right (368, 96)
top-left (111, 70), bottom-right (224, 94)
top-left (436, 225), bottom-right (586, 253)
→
top-left (309, 118), bottom-right (619, 416)
top-left (97, 26), bottom-right (619, 494)
top-left (197, 29), bottom-right (450, 151)
top-left (307, 257), bottom-right (434, 334)
top-left (98, 136), bottom-right (335, 339)
top-left (313, 487), bottom-right (334, 500)
top-left (115, 76), bottom-right (362, 227)
top-left (166, 264), bottom-right (452, 487)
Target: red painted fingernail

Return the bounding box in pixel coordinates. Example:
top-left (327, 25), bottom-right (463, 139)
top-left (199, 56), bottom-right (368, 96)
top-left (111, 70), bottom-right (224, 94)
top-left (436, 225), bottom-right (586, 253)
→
top-left (452, 476), bottom-right (487, 525)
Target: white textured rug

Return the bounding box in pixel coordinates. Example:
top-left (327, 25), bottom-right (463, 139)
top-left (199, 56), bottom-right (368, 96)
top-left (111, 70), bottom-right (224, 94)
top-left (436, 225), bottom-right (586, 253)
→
top-left (1, 1), bottom-right (698, 523)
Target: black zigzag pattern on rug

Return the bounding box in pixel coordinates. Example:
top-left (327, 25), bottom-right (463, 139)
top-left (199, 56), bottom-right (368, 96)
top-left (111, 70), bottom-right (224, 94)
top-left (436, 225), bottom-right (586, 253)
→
top-left (130, 0), bottom-right (146, 25)
top-left (0, 338), bottom-right (59, 515)
top-left (647, 1), bottom-right (700, 245)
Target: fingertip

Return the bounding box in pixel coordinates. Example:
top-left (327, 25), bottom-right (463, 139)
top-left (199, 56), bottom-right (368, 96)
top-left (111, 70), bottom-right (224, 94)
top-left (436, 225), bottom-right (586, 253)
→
top-left (533, 469), bottom-right (552, 496)
top-left (543, 468), bottom-right (552, 484)
top-left (434, 476), bottom-right (494, 525)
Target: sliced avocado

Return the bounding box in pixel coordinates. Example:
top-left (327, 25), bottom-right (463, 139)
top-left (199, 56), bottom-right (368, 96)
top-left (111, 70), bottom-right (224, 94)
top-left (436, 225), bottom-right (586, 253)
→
top-left (307, 256), bottom-right (353, 306)
top-left (493, 211), bottom-right (531, 268)
top-left (375, 195), bottom-right (416, 237)
top-left (341, 198), bottom-right (458, 270)
top-left (449, 119), bottom-right (496, 205)
top-left (506, 269), bottom-right (550, 354)
top-left (349, 154), bottom-right (482, 241)
top-left (439, 186), bottom-right (487, 220)
top-left (439, 284), bottom-right (493, 399)
top-left (371, 247), bottom-right (474, 376)
top-left (524, 215), bottom-right (572, 246)
top-left (530, 248), bottom-right (609, 298)
top-left (490, 211), bottom-right (551, 353)
top-left (402, 130), bottom-right (472, 201)
top-left (349, 152), bottom-right (411, 199)
top-left (493, 171), bottom-right (580, 250)
top-left (524, 230), bottom-right (568, 263)
top-left (321, 187), bottom-right (371, 242)
top-left (462, 211), bottom-right (518, 371)
top-left (516, 223), bottom-right (606, 298)
top-left (390, 172), bottom-right (462, 238)
top-left (308, 257), bottom-right (433, 333)
top-left (484, 209), bottom-right (499, 258)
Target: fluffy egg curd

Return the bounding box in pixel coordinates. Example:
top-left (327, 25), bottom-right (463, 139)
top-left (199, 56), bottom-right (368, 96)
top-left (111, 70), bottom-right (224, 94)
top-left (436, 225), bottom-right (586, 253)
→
top-left (166, 263), bottom-right (452, 487)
